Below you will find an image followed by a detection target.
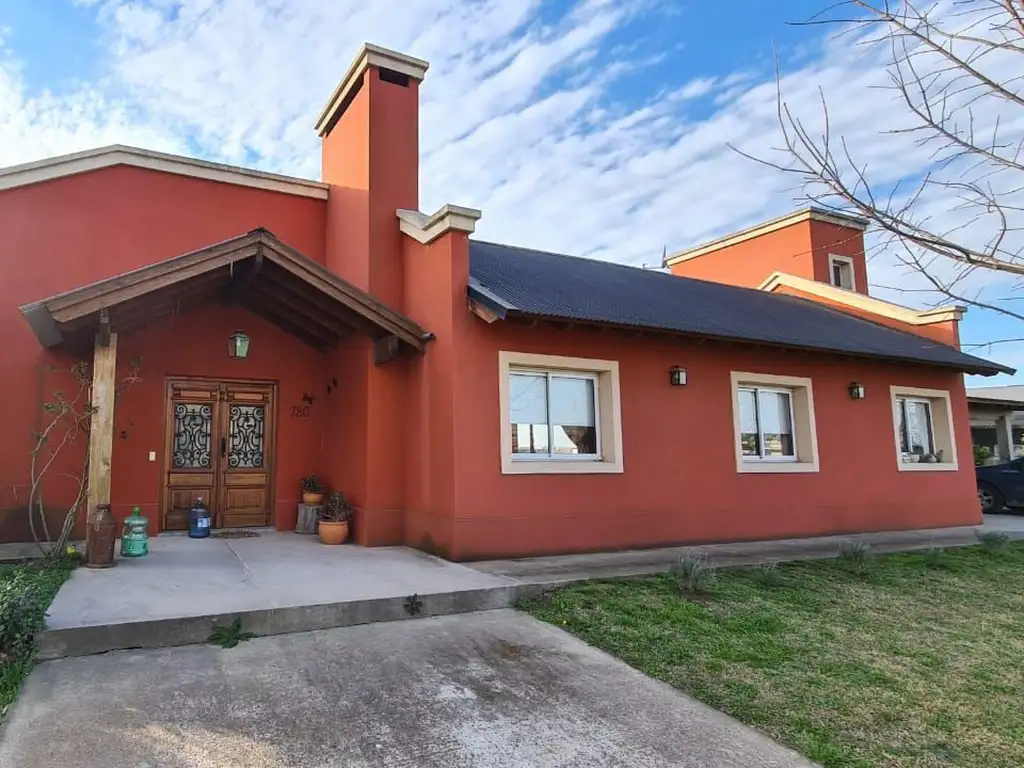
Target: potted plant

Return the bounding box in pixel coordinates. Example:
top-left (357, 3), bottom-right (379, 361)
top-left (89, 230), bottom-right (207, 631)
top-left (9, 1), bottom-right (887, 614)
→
top-left (300, 475), bottom-right (325, 505)
top-left (318, 491), bottom-right (355, 545)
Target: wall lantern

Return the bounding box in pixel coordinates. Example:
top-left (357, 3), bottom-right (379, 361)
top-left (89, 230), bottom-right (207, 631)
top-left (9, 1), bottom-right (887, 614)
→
top-left (669, 366), bottom-right (687, 386)
top-left (848, 382), bottom-right (866, 400)
top-left (228, 330), bottom-right (251, 359)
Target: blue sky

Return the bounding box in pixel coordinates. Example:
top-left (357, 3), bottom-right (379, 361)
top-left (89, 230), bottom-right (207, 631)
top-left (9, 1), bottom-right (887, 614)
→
top-left (0, 0), bottom-right (1020, 382)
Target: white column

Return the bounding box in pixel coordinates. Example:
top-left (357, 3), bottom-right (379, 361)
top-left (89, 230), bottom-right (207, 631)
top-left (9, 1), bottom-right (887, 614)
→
top-left (995, 412), bottom-right (1014, 463)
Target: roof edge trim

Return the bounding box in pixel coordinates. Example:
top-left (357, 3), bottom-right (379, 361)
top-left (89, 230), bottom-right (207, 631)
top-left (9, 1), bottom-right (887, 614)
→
top-left (664, 207), bottom-right (869, 266)
top-left (758, 271), bottom-right (965, 325)
top-left (0, 145), bottom-right (329, 199)
top-left (398, 204), bottom-right (482, 245)
top-left (315, 43), bottom-right (430, 136)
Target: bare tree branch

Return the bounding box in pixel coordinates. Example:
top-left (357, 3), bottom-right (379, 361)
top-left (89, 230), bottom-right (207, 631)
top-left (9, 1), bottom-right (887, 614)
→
top-left (740, 0), bottom-right (1024, 327)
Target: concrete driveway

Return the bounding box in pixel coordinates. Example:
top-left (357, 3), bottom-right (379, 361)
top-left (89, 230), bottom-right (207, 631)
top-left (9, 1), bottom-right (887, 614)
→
top-left (1, 610), bottom-right (813, 768)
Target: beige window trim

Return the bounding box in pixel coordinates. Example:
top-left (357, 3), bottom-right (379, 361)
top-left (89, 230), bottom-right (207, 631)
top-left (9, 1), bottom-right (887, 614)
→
top-left (890, 386), bottom-right (959, 472)
top-left (499, 351), bottom-right (624, 475)
top-left (731, 372), bottom-right (820, 474)
top-left (828, 254), bottom-right (856, 291)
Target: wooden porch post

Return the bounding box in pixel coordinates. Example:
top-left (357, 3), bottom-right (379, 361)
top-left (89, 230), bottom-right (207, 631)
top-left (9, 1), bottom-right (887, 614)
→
top-left (84, 330), bottom-right (119, 566)
top-left (86, 331), bottom-right (117, 524)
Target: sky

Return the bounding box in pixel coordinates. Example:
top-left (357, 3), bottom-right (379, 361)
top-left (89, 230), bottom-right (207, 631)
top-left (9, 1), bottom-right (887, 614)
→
top-left (0, 0), bottom-right (1021, 383)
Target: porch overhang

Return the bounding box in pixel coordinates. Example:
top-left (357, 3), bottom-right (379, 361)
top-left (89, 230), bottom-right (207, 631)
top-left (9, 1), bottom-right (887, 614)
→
top-left (19, 228), bottom-right (430, 357)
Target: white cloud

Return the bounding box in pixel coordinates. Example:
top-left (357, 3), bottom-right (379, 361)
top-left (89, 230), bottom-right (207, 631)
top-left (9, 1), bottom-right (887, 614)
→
top-left (3, 0), bottom-right (1022, 368)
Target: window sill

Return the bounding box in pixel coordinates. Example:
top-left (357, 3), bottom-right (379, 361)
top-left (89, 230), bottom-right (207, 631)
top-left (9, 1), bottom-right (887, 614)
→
top-left (738, 461), bottom-right (819, 474)
top-left (898, 462), bottom-right (958, 472)
top-left (502, 459), bottom-right (624, 475)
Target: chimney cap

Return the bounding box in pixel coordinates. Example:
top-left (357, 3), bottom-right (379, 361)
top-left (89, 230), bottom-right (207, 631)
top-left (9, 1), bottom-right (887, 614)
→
top-left (315, 43), bottom-right (430, 136)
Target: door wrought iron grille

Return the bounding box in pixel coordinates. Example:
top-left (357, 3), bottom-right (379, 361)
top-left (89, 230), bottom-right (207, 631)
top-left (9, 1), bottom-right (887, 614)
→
top-left (228, 405), bottom-right (265, 469)
top-left (172, 403), bottom-right (214, 469)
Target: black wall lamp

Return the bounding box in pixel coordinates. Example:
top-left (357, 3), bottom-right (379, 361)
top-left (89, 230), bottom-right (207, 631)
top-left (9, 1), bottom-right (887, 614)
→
top-left (669, 367), bottom-right (687, 386)
top-left (848, 382), bottom-right (866, 400)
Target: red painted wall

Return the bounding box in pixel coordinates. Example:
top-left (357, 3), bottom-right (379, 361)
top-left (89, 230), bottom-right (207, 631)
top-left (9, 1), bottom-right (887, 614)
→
top-left (397, 229), bottom-right (979, 561)
top-left (669, 218), bottom-right (869, 296)
top-left (442, 322), bottom-right (979, 559)
top-left (809, 220), bottom-right (869, 295)
top-left (115, 306), bottom-right (326, 533)
top-left (0, 166), bottom-right (326, 541)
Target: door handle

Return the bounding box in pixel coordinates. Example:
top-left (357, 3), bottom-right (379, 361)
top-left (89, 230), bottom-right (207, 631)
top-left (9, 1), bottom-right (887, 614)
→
top-left (220, 437), bottom-right (227, 458)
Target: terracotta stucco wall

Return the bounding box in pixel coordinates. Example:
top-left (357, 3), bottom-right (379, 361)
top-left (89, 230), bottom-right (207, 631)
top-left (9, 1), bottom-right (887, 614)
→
top-left (809, 220), bottom-right (869, 295)
top-left (0, 166), bottom-right (327, 541)
top-left (114, 306), bottom-right (326, 534)
top-left (439, 320), bottom-right (978, 560)
top-left (669, 218), bottom-right (870, 296)
top-left (668, 220), bottom-right (817, 288)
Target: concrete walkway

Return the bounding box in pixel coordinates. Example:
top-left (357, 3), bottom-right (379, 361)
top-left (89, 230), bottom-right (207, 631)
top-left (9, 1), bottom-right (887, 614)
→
top-left (32, 514), bottom-right (1024, 658)
top-left (467, 516), bottom-right (1024, 585)
top-left (1, 611), bottom-right (814, 768)
top-left (39, 533), bottom-right (515, 659)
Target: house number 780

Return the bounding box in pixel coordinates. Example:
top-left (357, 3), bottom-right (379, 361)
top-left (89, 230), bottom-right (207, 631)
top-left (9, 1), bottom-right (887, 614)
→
top-left (290, 405), bottom-right (312, 418)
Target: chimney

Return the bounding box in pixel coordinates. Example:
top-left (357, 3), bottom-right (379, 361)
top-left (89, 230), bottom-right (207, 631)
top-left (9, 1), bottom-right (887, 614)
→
top-left (316, 43), bottom-right (429, 307)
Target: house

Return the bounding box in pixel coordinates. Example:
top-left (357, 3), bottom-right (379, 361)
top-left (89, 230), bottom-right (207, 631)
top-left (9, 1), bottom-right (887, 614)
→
top-left (0, 43), bottom-right (1011, 559)
top-left (967, 386), bottom-right (1024, 463)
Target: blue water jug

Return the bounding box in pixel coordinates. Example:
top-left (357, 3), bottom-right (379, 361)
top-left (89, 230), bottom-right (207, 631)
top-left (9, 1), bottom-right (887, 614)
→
top-left (188, 497), bottom-right (211, 538)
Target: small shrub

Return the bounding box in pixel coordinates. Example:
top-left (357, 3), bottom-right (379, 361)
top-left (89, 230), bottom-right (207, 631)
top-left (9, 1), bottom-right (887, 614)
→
top-left (751, 561), bottom-right (787, 588)
top-left (839, 540), bottom-right (872, 577)
top-left (977, 531), bottom-right (1011, 556)
top-left (973, 444), bottom-right (993, 466)
top-left (0, 573), bottom-right (46, 659)
top-left (669, 554), bottom-right (716, 594)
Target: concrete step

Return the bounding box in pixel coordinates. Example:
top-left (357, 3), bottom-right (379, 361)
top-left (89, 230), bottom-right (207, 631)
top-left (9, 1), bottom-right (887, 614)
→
top-left (38, 584), bottom-right (519, 660)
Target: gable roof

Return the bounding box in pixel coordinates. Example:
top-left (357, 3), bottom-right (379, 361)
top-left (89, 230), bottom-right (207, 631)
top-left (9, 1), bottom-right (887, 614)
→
top-left (0, 145), bottom-right (328, 200)
top-left (20, 229), bottom-right (428, 354)
top-left (467, 241), bottom-right (1012, 377)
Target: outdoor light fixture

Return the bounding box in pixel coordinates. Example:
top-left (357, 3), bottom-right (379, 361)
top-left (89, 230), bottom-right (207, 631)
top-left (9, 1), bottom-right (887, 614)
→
top-left (669, 366), bottom-right (687, 386)
top-left (228, 330), bottom-right (251, 359)
top-left (848, 382), bottom-right (866, 400)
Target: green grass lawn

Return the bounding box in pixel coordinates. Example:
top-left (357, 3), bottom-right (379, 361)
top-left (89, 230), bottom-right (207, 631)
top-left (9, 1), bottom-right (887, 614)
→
top-left (522, 542), bottom-right (1024, 768)
top-left (0, 560), bottom-right (74, 720)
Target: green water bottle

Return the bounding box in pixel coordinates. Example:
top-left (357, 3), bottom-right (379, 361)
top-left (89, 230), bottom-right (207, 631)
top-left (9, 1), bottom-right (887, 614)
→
top-left (120, 506), bottom-right (149, 558)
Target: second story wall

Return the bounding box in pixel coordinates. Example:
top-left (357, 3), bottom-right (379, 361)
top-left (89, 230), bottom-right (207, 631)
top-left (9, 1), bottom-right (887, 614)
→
top-left (666, 208), bottom-right (869, 294)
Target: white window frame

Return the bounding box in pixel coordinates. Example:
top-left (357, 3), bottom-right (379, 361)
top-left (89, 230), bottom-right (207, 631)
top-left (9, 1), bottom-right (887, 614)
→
top-left (508, 369), bottom-right (601, 462)
top-left (499, 352), bottom-right (623, 475)
top-left (828, 254), bottom-right (856, 291)
top-left (890, 386), bottom-right (958, 472)
top-left (731, 372), bottom-right (820, 474)
top-left (737, 385), bottom-right (799, 463)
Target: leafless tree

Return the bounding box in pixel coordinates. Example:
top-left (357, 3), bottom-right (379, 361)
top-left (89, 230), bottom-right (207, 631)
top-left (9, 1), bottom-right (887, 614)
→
top-left (739, 0), bottom-right (1024, 330)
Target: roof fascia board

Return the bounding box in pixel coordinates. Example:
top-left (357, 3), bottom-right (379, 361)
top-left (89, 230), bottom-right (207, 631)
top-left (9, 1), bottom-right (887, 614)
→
top-left (0, 145), bottom-right (329, 200)
top-left (758, 271), bottom-right (965, 325)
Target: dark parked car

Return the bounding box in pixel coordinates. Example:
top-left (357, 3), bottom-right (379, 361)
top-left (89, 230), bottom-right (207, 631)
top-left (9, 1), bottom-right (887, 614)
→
top-left (976, 458), bottom-right (1024, 513)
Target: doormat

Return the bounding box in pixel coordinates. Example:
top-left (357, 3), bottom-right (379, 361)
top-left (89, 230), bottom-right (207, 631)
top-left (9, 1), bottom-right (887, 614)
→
top-left (211, 530), bottom-right (262, 539)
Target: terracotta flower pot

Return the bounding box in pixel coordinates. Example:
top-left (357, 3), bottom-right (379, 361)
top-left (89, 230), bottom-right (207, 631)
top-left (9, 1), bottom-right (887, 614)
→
top-left (302, 491), bottom-right (324, 505)
top-left (318, 520), bottom-right (349, 545)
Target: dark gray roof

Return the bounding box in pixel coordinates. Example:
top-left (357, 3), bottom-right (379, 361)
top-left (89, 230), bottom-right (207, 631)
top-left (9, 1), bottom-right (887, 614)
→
top-left (467, 240), bottom-right (1013, 377)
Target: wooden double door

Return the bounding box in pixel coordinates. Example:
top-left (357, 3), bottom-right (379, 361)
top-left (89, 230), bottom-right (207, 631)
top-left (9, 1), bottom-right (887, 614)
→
top-left (162, 378), bottom-right (277, 530)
